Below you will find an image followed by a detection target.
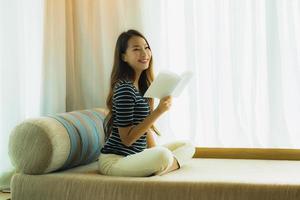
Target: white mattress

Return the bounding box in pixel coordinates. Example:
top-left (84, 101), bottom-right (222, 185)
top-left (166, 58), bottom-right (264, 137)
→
top-left (11, 158), bottom-right (300, 200)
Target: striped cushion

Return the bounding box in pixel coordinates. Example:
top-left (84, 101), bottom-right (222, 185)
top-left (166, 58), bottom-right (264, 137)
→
top-left (9, 108), bottom-right (107, 174)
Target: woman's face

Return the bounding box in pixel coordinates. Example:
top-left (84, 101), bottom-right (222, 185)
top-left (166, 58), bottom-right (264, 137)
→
top-left (123, 36), bottom-right (152, 74)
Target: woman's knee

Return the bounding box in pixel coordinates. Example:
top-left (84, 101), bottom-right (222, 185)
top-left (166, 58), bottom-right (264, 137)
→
top-left (179, 140), bottom-right (195, 148)
top-left (154, 147), bottom-right (174, 167)
top-left (164, 140), bottom-right (195, 152)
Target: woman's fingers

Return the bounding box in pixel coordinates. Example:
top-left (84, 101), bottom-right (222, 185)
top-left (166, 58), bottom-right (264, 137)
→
top-left (156, 96), bottom-right (173, 113)
top-left (162, 96), bottom-right (172, 108)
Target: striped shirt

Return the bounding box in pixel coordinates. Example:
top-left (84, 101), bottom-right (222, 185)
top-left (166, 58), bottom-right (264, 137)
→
top-left (101, 80), bottom-right (150, 156)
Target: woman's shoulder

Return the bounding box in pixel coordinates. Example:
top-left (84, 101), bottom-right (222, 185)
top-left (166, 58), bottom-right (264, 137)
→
top-left (114, 80), bottom-right (136, 94)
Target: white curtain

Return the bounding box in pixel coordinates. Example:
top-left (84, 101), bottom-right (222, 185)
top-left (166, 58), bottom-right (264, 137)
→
top-left (0, 0), bottom-right (67, 172)
top-left (140, 0), bottom-right (300, 148)
top-left (1, 0), bottom-right (300, 173)
top-left (0, 0), bottom-right (45, 172)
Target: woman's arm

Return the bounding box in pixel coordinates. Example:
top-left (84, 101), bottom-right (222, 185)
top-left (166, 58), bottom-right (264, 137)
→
top-left (147, 129), bottom-right (157, 148)
top-left (118, 96), bottom-right (172, 147)
top-left (118, 109), bottom-right (162, 147)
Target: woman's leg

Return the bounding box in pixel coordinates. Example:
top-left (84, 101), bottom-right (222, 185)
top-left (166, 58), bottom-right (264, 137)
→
top-left (162, 141), bottom-right (196, 168)
top-left (98, 146), bottom-right (174, 177)
top-left (98, 141), bottom-right (195, 177)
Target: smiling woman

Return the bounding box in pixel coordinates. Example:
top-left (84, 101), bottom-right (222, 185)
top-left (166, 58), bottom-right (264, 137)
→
top-left (98, 29), bottom-right (195, 177)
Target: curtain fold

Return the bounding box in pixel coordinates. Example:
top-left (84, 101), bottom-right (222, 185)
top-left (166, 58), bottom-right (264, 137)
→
top-left (42, 0), bottom-right (66, 114)
top-left (65, 0), bottom-right (144, 111)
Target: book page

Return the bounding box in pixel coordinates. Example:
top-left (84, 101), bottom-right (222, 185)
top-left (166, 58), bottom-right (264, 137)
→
top-left (171, 71), bottom-right (193, 97)
top-left (144, 71), bottom-right (181, 99)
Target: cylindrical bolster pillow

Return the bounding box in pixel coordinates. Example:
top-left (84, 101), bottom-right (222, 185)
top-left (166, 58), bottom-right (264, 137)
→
top-left (9, 108), bottom-right (107, 175)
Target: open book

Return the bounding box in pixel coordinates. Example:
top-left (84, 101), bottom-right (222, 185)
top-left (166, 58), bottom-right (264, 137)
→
top-left (144, 71), bottom-right (193, 99)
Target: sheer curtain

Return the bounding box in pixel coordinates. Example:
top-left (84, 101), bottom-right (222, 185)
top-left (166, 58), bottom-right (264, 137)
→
top-left (0, 0), bottom-right (45, 172)
top-left (140, 0), bottom-right (300, 148)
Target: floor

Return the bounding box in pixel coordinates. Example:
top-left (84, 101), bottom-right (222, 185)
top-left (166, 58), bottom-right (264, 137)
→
top-left (0, 192), bottom-right (10, 200)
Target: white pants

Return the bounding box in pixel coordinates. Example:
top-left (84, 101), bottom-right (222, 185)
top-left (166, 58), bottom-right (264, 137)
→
top-left (98, 141), bottom-right (195, 177)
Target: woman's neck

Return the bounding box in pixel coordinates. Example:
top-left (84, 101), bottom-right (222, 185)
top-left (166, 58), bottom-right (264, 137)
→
top-left (134, 71), bottom-right (142, 91)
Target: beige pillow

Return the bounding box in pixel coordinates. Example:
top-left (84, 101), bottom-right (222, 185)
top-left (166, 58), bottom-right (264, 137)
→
top-left (9, 108), bottom-right (107, 174)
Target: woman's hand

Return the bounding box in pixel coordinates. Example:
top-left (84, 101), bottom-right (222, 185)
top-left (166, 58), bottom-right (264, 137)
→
top-left (155, 96), bottom-right (172, 114)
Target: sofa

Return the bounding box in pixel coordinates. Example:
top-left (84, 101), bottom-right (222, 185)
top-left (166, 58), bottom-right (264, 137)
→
top-left (7, 108), bottom-right (300, 200)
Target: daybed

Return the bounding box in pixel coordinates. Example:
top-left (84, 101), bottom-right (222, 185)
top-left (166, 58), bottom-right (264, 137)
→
top-left (8, 108), bottom-right (300, 200)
